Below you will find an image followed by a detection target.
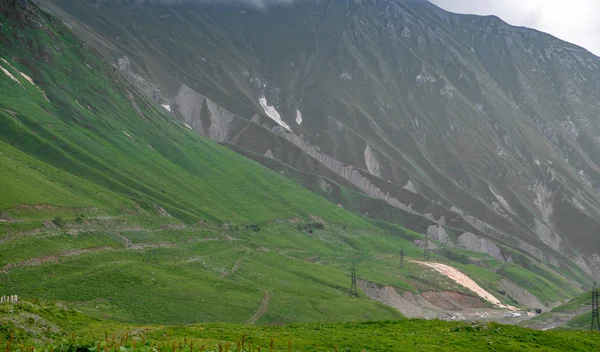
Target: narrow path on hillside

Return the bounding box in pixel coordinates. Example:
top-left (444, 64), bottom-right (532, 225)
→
top-left (221, 250), bottom-right (249, 277)
top-left (0, 239), bottom-right (208, 273)
top-left (1, 246), bottom-right (115, 273)
top-left (411, 261), bottom-right (517, 311)
top-left (247, 290), bottom-right (271, 325)
top-left (231, 256), bottom-right (245, 273)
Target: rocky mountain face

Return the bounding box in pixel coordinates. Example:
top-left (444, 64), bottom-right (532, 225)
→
top-left (39, 0), bottom-right (600, 290)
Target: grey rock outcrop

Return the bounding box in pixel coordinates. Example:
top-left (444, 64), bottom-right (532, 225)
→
top-left (458, 232), bottom-right (504, 262)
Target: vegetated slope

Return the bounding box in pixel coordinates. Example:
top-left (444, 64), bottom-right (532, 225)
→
top-left (2, 300), bottom-right (600, 352)
top-left (38, 0), bottom-right (600, 294)
top-left (0, 0), bottom-right (560, 326)
top-left (521, 290), bottom-right (595, 331)
top-left (0, 0), bottom-right (401, 324)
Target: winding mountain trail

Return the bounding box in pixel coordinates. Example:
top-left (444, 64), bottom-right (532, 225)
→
top-left (247, 290), bottom-right (271, 325)
top-left (411, 261), bottom-right (518, 311)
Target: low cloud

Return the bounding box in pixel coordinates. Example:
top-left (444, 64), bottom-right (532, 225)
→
top-left (148, 0), bottom-right (296, 8)
top-left (429, 0), bottom-right (600, 56)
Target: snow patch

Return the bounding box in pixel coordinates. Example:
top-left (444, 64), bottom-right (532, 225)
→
top-left (340, 73), bottom-right (352, 80)
top-left (1, 58), bottom-right (49, 101)
top-left (184, 123), bottom-right (193, 130)
top-left (0, 64), bottom-right (20, 85)
top-left (364, 145), bottom-right (381, 177)
top-left (296, 110), bottom-right (303, 125)
top-left (259, 96), bottom-right (292, 132)
top-left (578, 170), bottom-right (593, 189)
top-left (401, 27), bottom-right (411, 38)
top-left (572, 197), bottom-right (586, 211)
top-left (19, 72), bottom-right (34, 85)
top-left (534, 218), bottom-right (561, 252)
top-left (403, 180), bottom-right (417, 193)
top-left (533, 182), bottom-right (553, 224)
top-left (416, 67), bottom-right (436, 83)
top-left (20, 72), bottom-right (49, 102)
top-left (122, 131), bottom-right (134, 140)
top-left (161, 104), bottom-right (171, 112)
top-left (489, 186), bottom-right (515, 215)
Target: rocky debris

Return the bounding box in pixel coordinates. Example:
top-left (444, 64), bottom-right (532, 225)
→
top-left (117, 56), bottom-right (167, 103)
top-left (364, 145), bottom-right (381, 178)
top-left (412, 261), bottom-right (518, 311)
top-left (317, 177), bottom-right (332, 194)
top-left (497, 279), bottom-right (544, 310)
top-left (427, 225), bottom-right (455, 247)
top-left (124, 90), bottom-right (144, 120)
top-left (584, 254), bottom-right (600, 279)
top-left (421, 290), bottom-right (486, 310)
top-left (359, 280), bottom-right (529, 323)
top-left (358, 280), bottom-right (440, 319)
top-left (175, 85), bottom-right (234, 143)
top-left (457, 232), bottom-right (504, 262)
top-left (156, 207), bottom-right (171, 217)
top-left (489, 186), bottom-right (515, 215)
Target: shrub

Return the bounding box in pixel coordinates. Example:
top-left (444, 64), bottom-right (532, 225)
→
top-left (245, 224), bottom-right (261, 233)
top-left (52, 216), bottom-right (65, 227)
top-left (297, 222), bottom-right (325, 233)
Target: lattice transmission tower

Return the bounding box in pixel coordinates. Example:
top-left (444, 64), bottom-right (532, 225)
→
top-left (349, 263), bottom-right (358, 298)
top-left (592, 282), bottom-right (600, 331)
top-left (399, 246), bottom-right (405, 269)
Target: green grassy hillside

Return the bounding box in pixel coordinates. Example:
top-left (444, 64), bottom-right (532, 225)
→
top-left (520, 290), bottom-right (595, 331)
top-left (0, 0), bottom-right (586, 332)
top-left (0, 0), bottom-right (403, 324)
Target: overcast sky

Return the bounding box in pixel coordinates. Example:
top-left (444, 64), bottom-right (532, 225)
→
top-left (429, 0), bottom-right (600, 56)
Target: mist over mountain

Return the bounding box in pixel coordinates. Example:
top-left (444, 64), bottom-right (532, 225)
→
top-left (155, 0), bottom-right (294, 7)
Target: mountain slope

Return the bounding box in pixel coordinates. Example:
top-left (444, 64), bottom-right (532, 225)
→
top-left (520, 290), bottom-right (595, 330)
top-left (36, 0), bottom-right (600, 295)
top-left (0, 0), bottom-right (407, 324)
top-left (2, 0), bottom-right (575, 326)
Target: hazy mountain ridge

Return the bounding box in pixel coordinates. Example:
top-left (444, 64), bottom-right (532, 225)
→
top-left (38, 0), bottom-right (600, 287)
